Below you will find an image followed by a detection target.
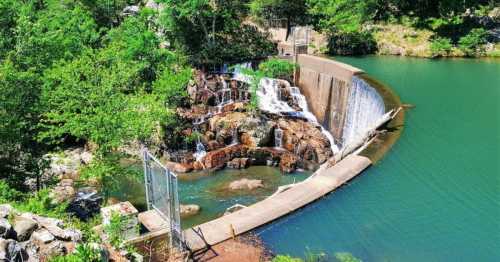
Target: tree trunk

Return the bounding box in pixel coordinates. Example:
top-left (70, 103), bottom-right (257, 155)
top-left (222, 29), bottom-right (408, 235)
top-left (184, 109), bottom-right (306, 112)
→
top-left (285, 18), bottom-right (291, 42)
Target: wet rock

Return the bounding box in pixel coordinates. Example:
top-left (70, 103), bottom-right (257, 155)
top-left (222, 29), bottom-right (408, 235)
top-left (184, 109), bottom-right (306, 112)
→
top-left (279, 153), bottom-right (298, 173)
top-left (165, 161), bottom-right (193, 173)
top-left (227, 158), bottom-right (251, 169)
top-left (0, 219), bottom-right (12, 238)
top-left (228, 179), bottom-right (264, 191)
top-left (13, 217), bottom-right (38, 242)
top-left (224, 204), bottom-right (247, 216)
top-left (180, 204), bottom-right (200, 218)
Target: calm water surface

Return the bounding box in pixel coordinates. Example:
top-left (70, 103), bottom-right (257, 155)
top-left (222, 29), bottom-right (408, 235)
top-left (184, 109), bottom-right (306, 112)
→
top-left (257, 56), bottom-right (500, 261)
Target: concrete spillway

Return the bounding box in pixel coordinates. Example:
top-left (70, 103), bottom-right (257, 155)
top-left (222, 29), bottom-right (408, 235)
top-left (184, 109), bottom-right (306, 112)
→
top-left (184, 154), bottom-right (372, 251)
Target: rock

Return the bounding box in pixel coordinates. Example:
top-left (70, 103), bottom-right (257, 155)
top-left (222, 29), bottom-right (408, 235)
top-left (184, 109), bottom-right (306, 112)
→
top-left (280, 153), bottom-right (298, 173)
top-left (38, 240), bottom-right (65, 258)
top-left (80, 151), bottom-right (93, 165)
top-left (1, 239), bottom-right (28, 261)
top-left (31, 229), bottom-right (55, 245)
top-left (489, 7), bottom-right (500, 22)
top-left (164, 161), bottom-right (193, 173)
top-left (0, 219), bottom-right (12, 239)
top-left (203, 144), bottom-right (248, 169)
top-left (180, 204), bottom-right (200, 218)
top-left (224, 204), bottom-right (246, 216)
top-left (13, 216), bottom-right (38, 242)
top-left (67, 188), bottom-right (102, 221)
top-left (227, 158), bottom-right (250, 169)
top-left (228, 179), bottom-right (264, 191)
top-left (209, 112), bottom-right (274, 147)
top-left (0, 205), bottom-right (13, 219)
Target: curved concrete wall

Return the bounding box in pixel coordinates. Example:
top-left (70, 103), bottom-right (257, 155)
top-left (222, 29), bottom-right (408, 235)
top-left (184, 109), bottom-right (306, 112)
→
top-left (295, 55), bottom-right (365, 147)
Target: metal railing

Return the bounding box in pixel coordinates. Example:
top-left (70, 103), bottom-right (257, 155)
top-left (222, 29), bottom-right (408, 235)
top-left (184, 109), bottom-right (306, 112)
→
top-left (143, 149), bottom-right (184, 251)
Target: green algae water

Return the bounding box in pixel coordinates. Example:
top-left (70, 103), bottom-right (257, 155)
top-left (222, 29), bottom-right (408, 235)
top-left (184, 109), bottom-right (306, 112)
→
top-left (258, 56), bottom-right (500, 261)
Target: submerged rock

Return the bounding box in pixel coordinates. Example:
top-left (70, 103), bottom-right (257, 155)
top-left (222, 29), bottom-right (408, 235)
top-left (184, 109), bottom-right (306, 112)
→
top-left (180, 204), bottom-right (201, 218)
top-left (228, 179), bottom-right (264, 191)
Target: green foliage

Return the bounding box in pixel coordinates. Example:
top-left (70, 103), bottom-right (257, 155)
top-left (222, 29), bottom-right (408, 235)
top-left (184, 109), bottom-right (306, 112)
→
top-left (239, 66), bottom-right (265, 112)
top-left (307, 0), bottom-right (372, 34)
top-left (273, 255), bottom-right (303, 262)
top-left (158, 0), bottom-right (276, 65)
top-left (154, 67), bottom-right (192, 108)
top-left (49, 243), bottom-right (102, 262)
top-left (258, 58), bottom-right (296, 81)
top-left (104, 212), bottom-right (139, 251)
top-left (184, 131), bottom-right (202, 144)
top-left (430, 37), bottom-right (453, 57)
top-left (458, 28), bottom-right (487, 56)
top-left (14, 189), bottom-right (68, 219)
top-left (327, 31), bottom-right (377, 55)
top-left (0, 180), bottom-right (24, 203)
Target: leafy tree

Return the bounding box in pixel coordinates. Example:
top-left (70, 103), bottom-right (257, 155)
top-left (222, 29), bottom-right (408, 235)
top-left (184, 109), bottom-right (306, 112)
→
top-left (258, 58), bottom-right (296, 81)
top-left (0, 61), bottom-right (47, 190)
top-left (13, 2), bottom-right (99, 71)
top-left (158, 0), bottom-right (275, 65)
top-left (307, 0), bottom-right (373, 34)
top-left (249, 0), bottom-right (309, 40)
top-left (458, 28), bottom-right (487, 56)
top-left (79, 0), bottom-right (130, 28)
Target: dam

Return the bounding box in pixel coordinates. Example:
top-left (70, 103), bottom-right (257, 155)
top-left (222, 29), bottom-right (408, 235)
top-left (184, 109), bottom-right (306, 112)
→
top-left (179, 55), bottom-right (403, 251)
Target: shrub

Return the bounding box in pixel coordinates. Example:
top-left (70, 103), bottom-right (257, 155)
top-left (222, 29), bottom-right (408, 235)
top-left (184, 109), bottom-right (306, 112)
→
top-left (258, 58), bottom-right (296, 81)
top-left (327, 31), bottom-right (377, 55)
top-left (334, 252), bottom-right (362, 262)
top-left (0, 180), bottom-right (24, 203)
top-left (14, 189), bottom-right (68, 219)
top-left (49, 243), bottom-right (102, 262)
top-left (430, 37), bottom-right (453, 57)
top-left (458, 28), bottom-right (487, 56)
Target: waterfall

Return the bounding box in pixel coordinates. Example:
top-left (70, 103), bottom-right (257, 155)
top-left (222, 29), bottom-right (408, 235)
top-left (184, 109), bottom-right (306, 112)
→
top-left (342, 76), bottom-right (386, 148)
top-left (231, 63), bottom-right (340, 153)
top-left (274, 128), bottom-right (283, 148)
top-left (193, 137), bottom-right (207, 162)
top-left (231, 128), bottom-right (238, 145)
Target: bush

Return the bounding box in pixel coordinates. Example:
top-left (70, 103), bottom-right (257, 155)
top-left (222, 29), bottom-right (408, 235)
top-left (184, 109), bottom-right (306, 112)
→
top-left (14, 189), bottom-right (68, 219)
top-left (0, 180), bottom-right (24, 203)
top-left (458, 28), bottom-right (487, 56)
top-left (430, 37), bottom-right (453, 57)
top-left (49, 243), bottom-right (102, 262)
top-left (328, 31), bottom-right (377, 55)
top-left (258, 58), bottom-right (296, 81)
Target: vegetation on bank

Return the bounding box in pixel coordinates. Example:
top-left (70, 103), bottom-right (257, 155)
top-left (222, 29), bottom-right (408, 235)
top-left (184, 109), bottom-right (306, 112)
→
top-left (250, 0), bottom-right (499, 57)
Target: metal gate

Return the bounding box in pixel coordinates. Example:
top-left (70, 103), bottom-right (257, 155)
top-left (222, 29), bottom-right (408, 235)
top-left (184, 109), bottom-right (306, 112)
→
top-left (142, 149), bottom-right (184, 251)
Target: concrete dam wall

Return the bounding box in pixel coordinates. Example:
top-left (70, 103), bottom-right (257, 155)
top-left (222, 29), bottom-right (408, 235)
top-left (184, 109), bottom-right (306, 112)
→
top-left (295, 55), bottom-right (386, 149)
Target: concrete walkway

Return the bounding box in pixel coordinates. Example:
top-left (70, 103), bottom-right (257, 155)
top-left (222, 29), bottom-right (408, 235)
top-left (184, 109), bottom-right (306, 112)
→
top-left (184, 154), bottom-right (372, 251)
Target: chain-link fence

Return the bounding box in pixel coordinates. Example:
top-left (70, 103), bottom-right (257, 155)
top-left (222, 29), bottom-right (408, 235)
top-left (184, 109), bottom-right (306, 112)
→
top-left (143, 149), bottom-right (183, 252)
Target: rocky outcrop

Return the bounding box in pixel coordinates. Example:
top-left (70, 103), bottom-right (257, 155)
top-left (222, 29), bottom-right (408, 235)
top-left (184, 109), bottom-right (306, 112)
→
top-left (228, 179), bottom-right (264, 191)
top-left (165, 161), bottom-right (193, 173)
top-left (279, 153), bottom-right (298, 173)
top-left (278, 119), bottom-right (333, 165)
top-left (0, 205), bottom-right (82, 262)
top-left (227, 158), bottom-right (251, 169)
top-left (209, 112), bottom-right (275, 147)
top-left (180, 204), bottom-right (201, 218)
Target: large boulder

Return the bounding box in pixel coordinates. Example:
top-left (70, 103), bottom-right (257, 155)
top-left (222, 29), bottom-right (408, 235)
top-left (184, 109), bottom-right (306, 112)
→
top-left (0, 219), bottom-right (12, 239)
top-left (226, 158), bottom-right (251, 169)
top-left (278, 119), bottom-right (332, 165)
top-left (0, 238), bottom-right (28, 261)
top-left (13, 217), bottom-right (38, 242)
top-left (164, 161), bottom-right (193, 173)
top-left (180, 204), bottom-right (201, 218)
top-left (279, 153), bottom-right (298, 173)
top-left (209, 112), bottom-right (275, 147)
top-left (228, 179), bottom-right (264, 191)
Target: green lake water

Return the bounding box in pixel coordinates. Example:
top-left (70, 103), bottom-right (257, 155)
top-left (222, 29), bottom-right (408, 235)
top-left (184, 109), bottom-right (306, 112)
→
top-left (257, 56), bottom-right (500, 261)
top-left (107, 165), bottom-right (310, 229)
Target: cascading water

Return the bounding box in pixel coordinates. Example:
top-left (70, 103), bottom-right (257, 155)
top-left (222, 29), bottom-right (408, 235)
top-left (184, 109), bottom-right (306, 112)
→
top-left (232, 64), bottom-right (339, 153)
top-left (342, 76), bottom-right (386, 147)
top-left (193, 137), bottom-right (207, 162)
top-left (274, 128), bottom-right (283, 148)
top-left (231, 128), bottom-right (238, 145)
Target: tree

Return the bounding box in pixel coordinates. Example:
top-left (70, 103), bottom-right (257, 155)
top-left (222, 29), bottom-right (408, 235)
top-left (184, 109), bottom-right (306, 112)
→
top-left (158, 0), bottom-right (275, 65)
top-left (249, 0), bottom-right (309, 40)
top-left (0, 61), bottom-right (46, 190)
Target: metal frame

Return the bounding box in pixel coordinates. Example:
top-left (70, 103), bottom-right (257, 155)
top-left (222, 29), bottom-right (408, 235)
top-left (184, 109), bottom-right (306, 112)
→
top-left (143, 149), bottom-right (184, 251)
